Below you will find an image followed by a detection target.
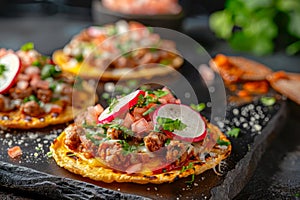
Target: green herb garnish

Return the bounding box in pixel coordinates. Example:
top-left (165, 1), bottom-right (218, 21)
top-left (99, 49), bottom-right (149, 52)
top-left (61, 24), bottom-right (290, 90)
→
top-left (190, 103), bottom-right (206, 112)
top-left (185, 174), bottom-right (195, 184)
top-left (46, 151), bottom-right (53, 158)
top-left (21, 42), bottom-right (34, 51)
top-left (260, 96), bottom-right (276, 106)
top-left (159, 59), bottom-right (172, 66)
top-left (0, 64), bottom-right (6, 76)
top-left (181, 162), bottom-right (194, 173)
top-left (216, 137), bottom-right (231, 146)
top-left (156, 117), bottom-right (187, 132)
top-left (226, 127), bottom-right (240, 138)
top-left (153, 89), bottom-right (169, 98)
top-left (75, 54), bottom-right (84, 62)
top-left (31, 60), bottom-right (42, 67)
top-left (118, 140), bottom-right (137, 155)
top-left (142, 107), bottom-right (156, 116)
top-left (165, 138), bottom-right (171, 146)
top-left (23, 95), bottom-right (39, 103)
top-left (41, 64), bottom-right (62, 80)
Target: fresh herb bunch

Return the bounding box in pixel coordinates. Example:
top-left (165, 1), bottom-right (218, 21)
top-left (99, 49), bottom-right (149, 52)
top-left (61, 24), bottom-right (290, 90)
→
top-left (209, 0), bottom-right (300, 55)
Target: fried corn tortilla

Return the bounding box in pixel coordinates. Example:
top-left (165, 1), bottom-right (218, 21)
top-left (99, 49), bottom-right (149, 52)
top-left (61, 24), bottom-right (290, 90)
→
top-left (53, 50), bottom-right (183, 80)
top-left (50, 123), bottom-right (231, 184)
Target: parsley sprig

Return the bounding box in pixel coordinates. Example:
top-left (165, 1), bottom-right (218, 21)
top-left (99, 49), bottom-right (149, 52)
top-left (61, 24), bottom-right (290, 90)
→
top-left (0, 64), bottom-right (6, 76)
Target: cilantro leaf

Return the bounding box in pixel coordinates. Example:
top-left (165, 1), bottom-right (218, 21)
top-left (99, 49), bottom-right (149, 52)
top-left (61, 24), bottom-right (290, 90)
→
top-left (260, 96), bottom-right (276, 106)
top-left (21, 42), bottom-right (34, 51)
top-left (216, 138), bottom-right (231, 146)
top-left (190, 103), bottom-right (206, 112)
top-left (0, 64), bottom-right (6, 76)
top-left (156, 117), bottom-right (187, 132)
top-left (226, 127), bottom-right (240, 138)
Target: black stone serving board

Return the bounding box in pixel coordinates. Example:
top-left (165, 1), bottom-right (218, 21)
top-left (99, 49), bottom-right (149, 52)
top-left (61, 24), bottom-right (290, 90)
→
top-left (0, 60), bottom-right (287, 200)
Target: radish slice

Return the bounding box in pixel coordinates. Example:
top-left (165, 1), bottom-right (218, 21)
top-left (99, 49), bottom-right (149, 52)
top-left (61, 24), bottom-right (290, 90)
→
top-left (153, 104), bottom-right (206, 142)
top-left (98, 90), bottom-right (145, 123)
top-left (0, 54), bottom-right (21, 94)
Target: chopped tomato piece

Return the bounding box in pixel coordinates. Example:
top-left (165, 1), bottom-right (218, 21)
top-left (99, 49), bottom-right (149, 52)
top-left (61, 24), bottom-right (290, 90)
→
top-left (8, 146), bottom-right (22, 158)
top-left (50, 105), bottom-right (63, 113)
top-left (131, 118), bottom-right (150, 133)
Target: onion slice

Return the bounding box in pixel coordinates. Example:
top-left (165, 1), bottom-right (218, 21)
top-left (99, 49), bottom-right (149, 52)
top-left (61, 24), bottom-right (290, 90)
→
top-left (153, 104), bottom-right (206, 142)
top-left (0, 54), bottom-right (21, 94)
top-left (98, 90), bottom-right (145, 123)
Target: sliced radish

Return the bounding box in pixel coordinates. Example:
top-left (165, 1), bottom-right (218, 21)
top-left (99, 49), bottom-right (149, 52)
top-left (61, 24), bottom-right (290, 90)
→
top-left (98, 90), bottom-right (145, 124)
top-left (0, 54), bottom-right (21, 94)
top-left (153, 104), bottom-right (207, 142)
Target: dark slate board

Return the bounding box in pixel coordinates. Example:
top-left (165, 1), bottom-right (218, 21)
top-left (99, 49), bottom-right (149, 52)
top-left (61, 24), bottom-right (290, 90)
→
top-left (0, 59), bottom-right (287, 199)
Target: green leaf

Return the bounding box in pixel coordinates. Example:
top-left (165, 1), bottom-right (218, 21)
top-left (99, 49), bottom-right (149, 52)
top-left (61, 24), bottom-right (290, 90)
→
top-left (156, 117), bottom-right (187, 132)
top-left (153, 89), bottom-right (169, 98)
top-left (142, 107), bottom-right (156, 116)
top-left (226, 127), bottom-right (240, 138)
top-left (260, 96), bottom-right (276, 106)
top-left (21, 42), bottom-right (34, 51)
top-left (41, 64), bottom-right (62, 80)
top-left (185, 174), bottom-right (195, 184)
top-left (23, 95), bottom-right (39, 103)
top-left (216, 138), bottom-right (231, 146)
top-left (190, 103), bottom-right (206, 112)
top-left (209, 10), bottom-right (234, 39)
top-left (0, 64), bottom-right (6, 76)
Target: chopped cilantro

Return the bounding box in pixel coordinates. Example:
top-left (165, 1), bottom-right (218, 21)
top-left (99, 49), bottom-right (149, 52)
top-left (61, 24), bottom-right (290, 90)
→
top-left (185, 174), bottom-right (195, 184)
top-left (190, 103), bottom-right (206, 112)
top-left (260, 96), bottom-right (276, 106)
top-left (41, 64), bottom-right (62, 80)
top-left (142, 107), bottom-right (156, 116)
top-left (49, 82), bottom-right (57, 91)
top-left (181, 162), bottom-right (194, 173)
top-left (156, 117), bottom-right (187, 132)
top-left (159, 59), bottom-right (172, 66)
top-left (226, 127), bottom-right (240, 138)
top-left (0, 64), bottom-right (6, 76)
top-left (21, 42), bottom-right (34, 51)
top-left (153, 89), bottom-right (169, 98)
top-left (118, 140), bottom-right (137, 155)
top-left (165, 138), bottom-right (171, 146)
top-left (23, 95), bottom-right (39, 103)
top-left (31, 60), bottom-right (42, 67)
top-left (46, 151), bottom-right (53, 158)
top-left (216, 138), bottom-right (231, 146)
top-left (147, 26), bottom-right (153, 33)
top-left (75, 54), bottom-right (84, 62)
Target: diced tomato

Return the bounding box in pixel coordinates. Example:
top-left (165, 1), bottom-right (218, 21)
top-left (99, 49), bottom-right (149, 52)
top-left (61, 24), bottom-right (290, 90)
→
top-left (131, 118), bottom-right (150, 133)
top-left (129, 21), bottom-right (145, 30)
top-left (50, 105), bottom-right (63, 114)
top-left (158, 87), bottom-right (178, 104)
top-left (122, 112), bottom-right (135, 128)
top-left (16, 80), bottom-right (29, 90)
top-left (132, 107), bottom-right (148, 121)
top-left (7, 146), bottom-right (22, 158)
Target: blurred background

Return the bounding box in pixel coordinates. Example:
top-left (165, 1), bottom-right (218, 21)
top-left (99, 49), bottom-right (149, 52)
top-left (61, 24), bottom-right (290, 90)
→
top-left (0, 0), bottom-right (299, 72)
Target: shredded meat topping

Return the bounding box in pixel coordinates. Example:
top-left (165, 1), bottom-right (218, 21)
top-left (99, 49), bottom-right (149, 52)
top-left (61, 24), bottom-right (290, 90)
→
top-left (37, 89), bottom-right (53, 103)
top-left (65, 125), bottom-right (83, 150)
top-left (144, 131), bottom-right (167, 152)
top-left (106, 127), bottom-right (122, 139)
top-left (21, 101), bottom-right (45, 117)
top-left (9, 87), bottom-right (32, 99)
top-left (165, 140), bottom-right (188, 165)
